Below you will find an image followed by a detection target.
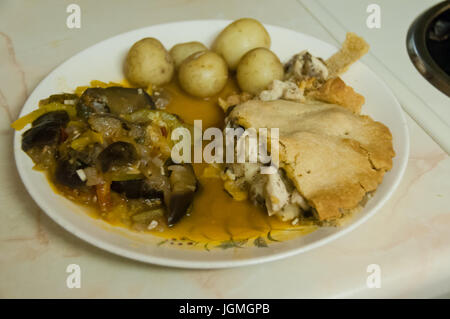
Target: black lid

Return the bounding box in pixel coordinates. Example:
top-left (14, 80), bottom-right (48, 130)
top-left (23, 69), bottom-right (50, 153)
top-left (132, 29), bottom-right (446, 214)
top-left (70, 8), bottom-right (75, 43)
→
top-left (407, 1), bottom-right (450, 96)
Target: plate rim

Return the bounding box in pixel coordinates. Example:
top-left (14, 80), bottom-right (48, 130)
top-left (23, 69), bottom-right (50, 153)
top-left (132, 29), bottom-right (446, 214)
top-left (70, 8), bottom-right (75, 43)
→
top-left (13, 19), bottom-right (410, 269)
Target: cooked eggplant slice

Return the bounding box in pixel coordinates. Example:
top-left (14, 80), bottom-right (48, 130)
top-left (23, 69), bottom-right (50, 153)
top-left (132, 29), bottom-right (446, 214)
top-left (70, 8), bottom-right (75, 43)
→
top-left (22, 122), bottom-right (62, 152)
top-left (32, 110), bottom-right (69, 127)
top-left (166, 164), bottom-right (198, 226)
top-left (77, 87), bottom-right (155, 118)
top-left (54, 159), bottom-right (85, 188)
top-left (167, 191), bottom-right (195, 226)
top-left (97, 141), bottom-right (137, 172)
top-left (22, 110), bottom-right (70, 152)
top-left (111, 179), bottom-right (163, 200)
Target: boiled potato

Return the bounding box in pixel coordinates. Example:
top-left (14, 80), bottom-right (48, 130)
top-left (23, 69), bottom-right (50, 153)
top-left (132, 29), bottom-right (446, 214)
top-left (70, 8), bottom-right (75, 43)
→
top-left (212, 18), bottom-right (271, 70)
top-left (125, 37), bottom-right (174, 87)
top-left (178, 51), bottom-right (228, 98)
top-left (170, 41), bottom-right (208, 69)
top-left (236, 47), bottom-right (284, 95)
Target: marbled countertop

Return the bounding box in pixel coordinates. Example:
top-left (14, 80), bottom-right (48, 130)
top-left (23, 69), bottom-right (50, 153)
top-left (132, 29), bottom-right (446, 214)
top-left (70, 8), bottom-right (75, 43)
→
top-left (0, 0), bottom-right (449, 298)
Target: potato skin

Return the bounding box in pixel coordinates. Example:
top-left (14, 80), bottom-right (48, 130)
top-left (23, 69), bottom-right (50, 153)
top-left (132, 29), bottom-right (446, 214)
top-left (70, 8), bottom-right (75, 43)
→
top-left (236, 48), bottom-right (284, 95)
top-left (212, 18), bottom-right (271, 70)
top-left (125, 38), bottom-right (174, 87)
top-left (170, 41), bottom-right (208, 69)
top-left (178, 51), bottom-right (228, 98)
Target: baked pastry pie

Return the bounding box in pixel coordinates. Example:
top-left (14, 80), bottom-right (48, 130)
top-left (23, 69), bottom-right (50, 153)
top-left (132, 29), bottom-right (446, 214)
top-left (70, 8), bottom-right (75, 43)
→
top-left (224, 100), bottom-right (394, 223)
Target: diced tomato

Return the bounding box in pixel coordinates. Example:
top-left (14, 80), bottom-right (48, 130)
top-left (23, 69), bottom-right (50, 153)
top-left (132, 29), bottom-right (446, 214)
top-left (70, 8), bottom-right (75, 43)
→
top-left (60, 128), bottom-right (68, 142)
top-left (160, 126), bottom-right (167, 137)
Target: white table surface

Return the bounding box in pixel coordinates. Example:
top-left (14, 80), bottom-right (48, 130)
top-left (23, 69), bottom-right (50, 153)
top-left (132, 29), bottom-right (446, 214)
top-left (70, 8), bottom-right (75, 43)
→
top-left (0, 0), bottom-right (449, 298)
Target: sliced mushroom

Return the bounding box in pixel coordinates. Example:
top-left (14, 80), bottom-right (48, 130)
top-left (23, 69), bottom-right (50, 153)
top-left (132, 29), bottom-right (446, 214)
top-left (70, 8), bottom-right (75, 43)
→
top-left (97, 141), bottom-right (137, 172)
top-left (77, 87), bottom-right (155, 118)
top-left (166, 164), bottom-right (198, 226)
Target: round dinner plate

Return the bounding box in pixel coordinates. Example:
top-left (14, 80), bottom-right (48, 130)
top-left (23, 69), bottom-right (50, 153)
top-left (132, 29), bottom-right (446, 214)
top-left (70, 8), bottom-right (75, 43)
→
top-left (14, 20), bottom-right (409, 269)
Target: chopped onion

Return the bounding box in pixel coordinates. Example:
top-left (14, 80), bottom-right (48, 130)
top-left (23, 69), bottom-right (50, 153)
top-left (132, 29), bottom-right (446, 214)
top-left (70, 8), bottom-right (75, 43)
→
top-left (147, 220), bottom-right (158, 230)
top-left (76, 169), bottom-right (87, 182)
top-left (64, 99), bottom-right (76, 105)
top-left (84, 167), bottom-right (104, 186)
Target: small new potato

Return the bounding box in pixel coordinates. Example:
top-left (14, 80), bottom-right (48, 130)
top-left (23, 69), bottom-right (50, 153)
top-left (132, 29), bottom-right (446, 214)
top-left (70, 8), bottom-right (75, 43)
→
top-left (236, 47), bottom-right (284, 95)
top-left (178, 51), bottom-right (228, 98)
top-left (212, 18), bottom-right (271, 70)
top-left (125, 37), bottom-right (174, 87)
top-left (170, 41), bottom-right (208, 69)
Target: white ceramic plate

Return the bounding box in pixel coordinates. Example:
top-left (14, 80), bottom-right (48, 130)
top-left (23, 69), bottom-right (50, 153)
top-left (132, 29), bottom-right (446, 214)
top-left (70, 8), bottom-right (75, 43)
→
top-left (14, 20), bottom-right (409, 268)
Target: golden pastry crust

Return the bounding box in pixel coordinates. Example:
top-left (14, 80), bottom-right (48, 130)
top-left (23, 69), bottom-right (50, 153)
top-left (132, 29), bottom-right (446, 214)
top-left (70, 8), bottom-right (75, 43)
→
top-left (326, 33), bottom-right (370, 77)
top-left (228, 99), bottom-right (395, 221)
top-left (307, 77), bottom-right (365, 114)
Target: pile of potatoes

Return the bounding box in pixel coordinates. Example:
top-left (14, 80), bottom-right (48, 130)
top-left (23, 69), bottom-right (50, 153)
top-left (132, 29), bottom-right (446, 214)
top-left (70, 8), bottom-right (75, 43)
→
top-left (124, 18), bottom-right (284, 98)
